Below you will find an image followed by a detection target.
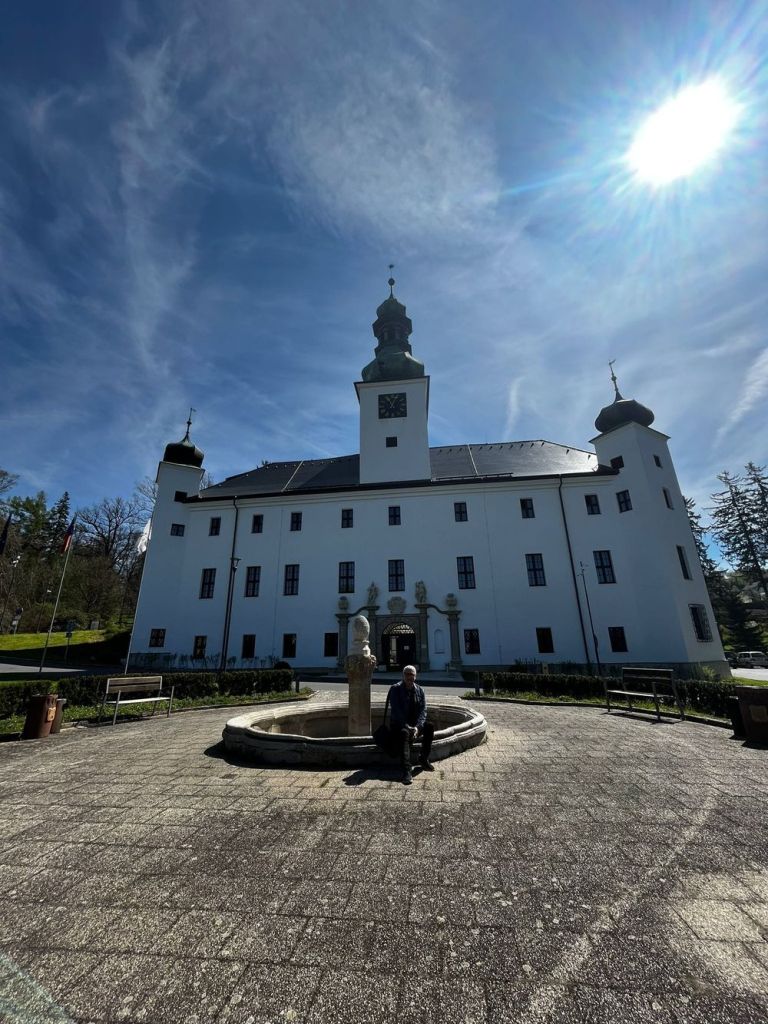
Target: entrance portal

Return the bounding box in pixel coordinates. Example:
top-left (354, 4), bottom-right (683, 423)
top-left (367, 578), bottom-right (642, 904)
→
top-left (381, 622), bottom-right (417, 671)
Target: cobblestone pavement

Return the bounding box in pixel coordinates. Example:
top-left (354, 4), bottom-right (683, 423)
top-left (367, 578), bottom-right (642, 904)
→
top-left (1, 695), bottom-right (767, 1024)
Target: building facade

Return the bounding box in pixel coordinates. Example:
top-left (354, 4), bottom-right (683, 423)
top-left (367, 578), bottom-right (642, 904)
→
top-left (129, 282), bottom-right (727, 675)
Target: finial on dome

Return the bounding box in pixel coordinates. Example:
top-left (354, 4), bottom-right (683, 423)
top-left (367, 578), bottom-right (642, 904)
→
top-left (388, 263), bottom-right (395, 295)
top-left (164, 407), bottom-right (204, 467)
top-left (608, 360), bottom-right (623, 400)
top-left (183, 407), bottom-right (196, 442)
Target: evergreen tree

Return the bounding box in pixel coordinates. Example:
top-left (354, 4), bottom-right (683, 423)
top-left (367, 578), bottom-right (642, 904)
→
top-left (685, 496), bottom-right (764, 651)
top-left (43, 492), bottom-right (71, 557)
top-left (709, 471), bottom-right (768, 602)
top-left (744, 462), bottom-right (768, 566)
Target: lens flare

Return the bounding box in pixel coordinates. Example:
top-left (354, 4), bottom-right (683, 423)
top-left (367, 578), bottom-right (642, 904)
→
top-left (628, 78), bottom-right (740, 185)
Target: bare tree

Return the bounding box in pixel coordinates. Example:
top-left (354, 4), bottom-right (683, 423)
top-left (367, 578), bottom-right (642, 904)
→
top-left (77, 496), bottom-right (144, 573)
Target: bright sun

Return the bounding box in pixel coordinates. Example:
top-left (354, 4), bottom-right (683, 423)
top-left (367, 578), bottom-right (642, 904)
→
top-left (628, 78), bottom-right (739, 186)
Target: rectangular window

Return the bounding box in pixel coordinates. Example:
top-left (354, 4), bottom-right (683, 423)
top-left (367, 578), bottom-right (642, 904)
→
top-left (585, 494), bottom-right (601, 515)
top-left (192, 635), bottom-right (207, 660)
top-left (454, 502), bottom-right (468, 522)
top-left (608, 626), bottom-right (628, 652)
top-left (341, 508), bottom-right (353, 529)
top-left (388, 559), bottom-right (405, 592)
top-left (282, 633), bottom-right (297, 659)
top-left (654, 455), bottom-right (663, 468)
top-left (251, 514), bottom-right (263, 534)
top-left (338, 561), bottom-right (355, 594)
top-left (464, 629), bottom-right (480, 655)
top-left (209, 516), bottom-right (221, 536)
top-left (457, 556), bottom-right (476, 590)
top-left (536, 627), bottom-right (554, 654)
top-left (241, 634), bottom-right (256, 659)
top-left (323, 632), bottom-right (339, 658)
top-left (525, 553), bottom-right (546, 587)
top-left (677, 545), bottom-right (692, 580)
top-left (663, 487), bottom-right (674, 509)
top-left (385, 436), bottom-right (398, 448)
top-left (610, 456), bottom-right (624, 470)
top-left (284, 564), bottom-right (300, 596)
top-left (388, 505), bottom-right (401, 526)
top-left (690, 604), bottom-right (712, 642)
top-left (174, 490), bottom-right (187, 502)
top-left (616, 490), bottom-right (632, 513)
top-left (520, 498), bottom-right (535, 519)
top-left (149, 628), bottom-right (166, 648)
top-left (199, 567), bottom-right (216, 599)
top-left (593, 550), bottom-right (616, 584)
top-left (290, 512), bottom-right (302, 532)
top-left (170, 523), bottom-right (185, 536)
top-left (244, 565), bottom-right (261, 597)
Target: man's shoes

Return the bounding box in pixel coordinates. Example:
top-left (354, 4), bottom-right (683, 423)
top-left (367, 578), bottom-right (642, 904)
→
top-left (403, 768), bottom-right (413, 785)
top-left (420, 759), bottom-right (435, 772)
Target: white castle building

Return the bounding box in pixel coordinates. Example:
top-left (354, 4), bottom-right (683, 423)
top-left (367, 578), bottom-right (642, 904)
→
top-left (130, 279), bottom-right (726, 676)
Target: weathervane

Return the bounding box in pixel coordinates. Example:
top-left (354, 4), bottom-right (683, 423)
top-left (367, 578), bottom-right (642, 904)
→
top-left (184, 407), bottom-right (196, 441)
top-left (388, 263), bottom-right (395, 295)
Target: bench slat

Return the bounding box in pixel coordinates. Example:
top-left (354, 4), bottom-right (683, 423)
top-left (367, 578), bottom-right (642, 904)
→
top-left (605, 689), bottom-right (674, 699)
top-left (103, 697), bottom-right (171, 706)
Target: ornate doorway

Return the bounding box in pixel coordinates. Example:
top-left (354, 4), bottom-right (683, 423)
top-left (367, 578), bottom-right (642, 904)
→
top-left (381, 621), bottom-right (417, 670)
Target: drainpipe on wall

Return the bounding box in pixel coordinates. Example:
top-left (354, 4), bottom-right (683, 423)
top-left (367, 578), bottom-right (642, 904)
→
top-left (219, 498), bottom-right (240, 672)
top-left (557, 476), bottom-right (592, 673)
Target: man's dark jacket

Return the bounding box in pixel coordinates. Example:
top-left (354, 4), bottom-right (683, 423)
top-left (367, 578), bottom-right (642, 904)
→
top-left (387, 680), bottom-right (427, 730)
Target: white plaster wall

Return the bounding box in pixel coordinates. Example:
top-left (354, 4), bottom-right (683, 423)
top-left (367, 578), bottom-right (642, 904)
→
top-left (356, 377), bottom-right (431, 483)
top-left (132, 442), bottom-right (724, 671)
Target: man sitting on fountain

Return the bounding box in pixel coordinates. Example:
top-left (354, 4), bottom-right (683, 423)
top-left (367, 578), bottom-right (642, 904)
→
top-left (387, 665), bottom-right (435, 785)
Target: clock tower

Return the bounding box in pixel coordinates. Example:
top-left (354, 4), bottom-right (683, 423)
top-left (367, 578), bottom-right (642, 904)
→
top-left (355, 278), bottom-right (431, 484)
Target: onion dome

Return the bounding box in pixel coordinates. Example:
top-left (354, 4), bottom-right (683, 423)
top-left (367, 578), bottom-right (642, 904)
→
top-left (594, 369), bottom-right (654, 434)
top-left (163, 413), bottom-right (204, 467)
top-left (362, 273), bottom-right (425, 382)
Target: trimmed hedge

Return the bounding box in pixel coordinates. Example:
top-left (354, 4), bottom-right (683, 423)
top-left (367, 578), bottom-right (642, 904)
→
top-left (481, 671), bottom-right (742, 718)
top-left (0, 669), bottom-right (293, 720)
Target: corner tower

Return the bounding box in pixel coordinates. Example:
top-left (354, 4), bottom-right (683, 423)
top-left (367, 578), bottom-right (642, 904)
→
top-left (355, 276), bottom-right (431, 484)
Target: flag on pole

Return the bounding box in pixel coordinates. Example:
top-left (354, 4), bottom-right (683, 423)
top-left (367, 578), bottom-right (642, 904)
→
top-left (60, 516), bottom-right (77, 554)
top-left (0, 515), bottom-right (10, 556)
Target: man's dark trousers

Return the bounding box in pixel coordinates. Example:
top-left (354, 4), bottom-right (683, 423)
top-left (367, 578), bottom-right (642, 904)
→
top-left (397, 722), bottom-right (435, 768)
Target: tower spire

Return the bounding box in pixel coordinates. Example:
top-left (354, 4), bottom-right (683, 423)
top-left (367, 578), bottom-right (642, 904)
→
top-left (608, 360), bottom-right (623, 401)
top-left (388, 263), bottom-right (395, 296)
top-left (183, 407), bottom-right (196, 442)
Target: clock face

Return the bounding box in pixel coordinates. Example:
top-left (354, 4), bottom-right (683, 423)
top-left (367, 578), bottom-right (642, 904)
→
top-left (378, 392), bottom-right (407, 419)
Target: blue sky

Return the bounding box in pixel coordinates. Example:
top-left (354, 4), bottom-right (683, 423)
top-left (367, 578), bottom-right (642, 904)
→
top-left (2, 0), bottom-right (767, 516)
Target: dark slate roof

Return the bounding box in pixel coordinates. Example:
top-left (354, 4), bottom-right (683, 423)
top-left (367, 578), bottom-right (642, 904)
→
top-left (199, 441), bottom-right (607, 500)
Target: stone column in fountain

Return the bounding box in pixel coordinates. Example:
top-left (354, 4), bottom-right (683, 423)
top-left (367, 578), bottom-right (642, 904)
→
top-left (345, 613), bottom-right (377, 736)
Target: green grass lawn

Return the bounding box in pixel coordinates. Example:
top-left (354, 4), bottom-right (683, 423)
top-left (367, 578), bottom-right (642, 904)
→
top-left (0, 630), bottom-right (105, 651)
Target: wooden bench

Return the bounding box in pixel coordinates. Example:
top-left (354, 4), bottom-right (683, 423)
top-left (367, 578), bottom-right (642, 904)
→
top-left (605, 667), bottom-right (684, 722)
top-left (100, 676), bottom-right (174, 726)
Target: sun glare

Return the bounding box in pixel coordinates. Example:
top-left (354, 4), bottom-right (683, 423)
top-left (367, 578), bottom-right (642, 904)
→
top-left (628, 78), bottom-right (739, 186)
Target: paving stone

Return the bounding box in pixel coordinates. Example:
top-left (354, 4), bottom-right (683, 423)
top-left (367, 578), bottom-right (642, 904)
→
top-left (485, 982), bottom-right (581, 1024)
top-left (305, 968), bottom-right (400, 1024)
top-left (672, 900), bottom-right (765, 941)
top-left (1, 698), bottom-right (768, 1024)
top-left (217, 964), bottom-right (322, 1023)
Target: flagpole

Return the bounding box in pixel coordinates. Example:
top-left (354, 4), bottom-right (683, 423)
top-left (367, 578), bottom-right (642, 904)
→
top-left (39, 521), bottom-right (76, 674)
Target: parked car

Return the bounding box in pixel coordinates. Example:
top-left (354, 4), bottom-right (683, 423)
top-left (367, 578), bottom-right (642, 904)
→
top-left (735, 651), bottom-right (768, 668)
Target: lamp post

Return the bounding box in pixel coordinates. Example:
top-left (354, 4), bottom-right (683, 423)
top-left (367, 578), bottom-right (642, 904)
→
top-left (0, 556), bottom-right (21, 632)
top-left (35, 588), bottom-right (52, 634)
top-left (220, 555), bottom-right (241, 672)
top-left (579, 561), bottom-right (602, 675)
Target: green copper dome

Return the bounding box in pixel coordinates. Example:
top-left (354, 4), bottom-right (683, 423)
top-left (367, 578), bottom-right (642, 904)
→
top-left (362, 279), bottom-right (425, 382)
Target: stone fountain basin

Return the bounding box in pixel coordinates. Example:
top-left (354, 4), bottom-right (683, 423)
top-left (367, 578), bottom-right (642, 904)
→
top-left (222, 700), bottom-right (487, 767)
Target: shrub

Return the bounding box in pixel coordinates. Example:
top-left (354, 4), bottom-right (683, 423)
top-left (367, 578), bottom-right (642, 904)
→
top-left (480, 670), bottom-right (741, 719)
top-left (0, 668), bottom-right (293, 719)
